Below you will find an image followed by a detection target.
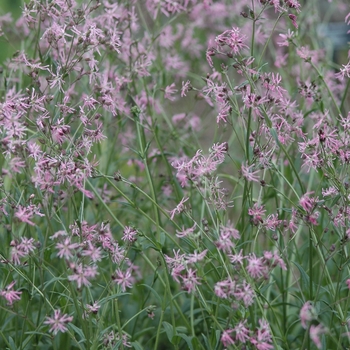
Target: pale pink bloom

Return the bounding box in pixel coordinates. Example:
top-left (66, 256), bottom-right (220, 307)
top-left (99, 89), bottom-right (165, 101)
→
top-left (234, 281), bottom-right (255, 307)
top-left (248, 203), bottom-right (266, 225)
top-left (176, 224), bottom-right (196, 238)
top-left (68, 264), bottom-right (98, 288)
top-left (0, 281), bottom-right (22, 305)
top-left (82, 241), bottom-right (102, 262)
top-left (18, 237), bottom-right (36, 255)
top-left (186, 249), bottom-right (208, 264)
top-left (14, 205), bottom-right (39, 226)
top-left (169, 197), bottom-right (189, 219)
top-left (86, 301), bottom-right (100, 314)
top-left (278, 29), bottom-right (294, 47)
top-left (56, 238), bottom-right (80, 260)
top-left (215, 27), bottom-right (248, 55)
top-left (164, 83), bottom-right (178, 101)
top-left (299, 191), bottom-right (318, 213)
top-left (48, 65), bottom-right (64, 92)
top-left (300, 301), bottom-right (316, 329)
top-left (297, 46), bottom-right (312, 61)
top-left (182, 268), bottom-right (201, 293)
top-left (234, 320), bottom-right (250, 343)
top-left (214, 279), bottom-right (235, 299)
top-left (310, 324), bottom-right (327, 349)
top-left (113, 268), bottom-right (134, 292)
top-left (246, 254), bottom-right (266, 279)
top-left (241, 162), bottom-right (260, 182)
top-left (221, 329), bottom-right (235, 347)
top-left (250, 319), bottom-right (274, 349)
top-left (229, 249), bottom-right (244, 266)
top-left (335, 61), bottom-right (350, 80)
top-left (44, 309), bottom-right (73, 335)
top-left (122, 226), bottom-right (138, 242)
top-left (181, 80), bottom-right (191, 97)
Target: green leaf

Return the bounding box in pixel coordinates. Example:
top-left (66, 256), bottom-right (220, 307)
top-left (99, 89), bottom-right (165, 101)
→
top-left (99, 293), bottom-right (131, 306)
top-left (68, 323), bottom-right (86, 343)
top-left (138, 284), bottom-right (162, 303)
top-left (162, 322), bottom-right (174, 343)
top-left (131, 341), bottom-right (144, 350)
top-left (177, 334), bottom-right (194, 350)
top-left (8, 337), bottom-right (17, 350)
top-left (291, 261), bottom-right (309, 287)
top-left (202, 333), bottom-right (210, 350)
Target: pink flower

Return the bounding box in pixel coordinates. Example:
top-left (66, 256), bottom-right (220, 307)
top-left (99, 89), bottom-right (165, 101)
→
top-left (300, 301), bottom-right (316, 329)
top-left (44, 309), bottom-right (73, 335)
top-left (335, 61), bottom-right (350, 80)
top-left (181, 80), bottom-right (191, 97)
top-left (299, 191), bottom-right (316, 213)
top-left (241, 162), bottom-right (260, 182)
top-left (246, 254), bottom-right (266, 279)
top-left (68, 264), bottom-right (98, 289)
top-left (0, 281), bottom-right (22, 305)
top-left (113, 268), bottom-right (134, 292)
top-left (164, 83), bottom-right (178, 101)
top-left (182, 268), bottom-right (201, 293)
top-left (234, 320), bottom-right (250, 343)
top-left (310, 324), bottom-right (327, 349)
top-left (215, 27), bottom-right (248, 55)
top-left (214, 279), bottom-right (235, 299)
top-left (122, 226), bottom-right (138, 243)
top-left (56, 237), bottom-right (80, 260)
top-left (221, 329), bottom-right (235, 347)
top-left (288, 14), bottom-right (298, 29)
top-left (169, 197), bottom-right (189, 220)
top-left (248, 203), bottom-right (266, 225)
top-left (278, 30), bottom-right (295, 47)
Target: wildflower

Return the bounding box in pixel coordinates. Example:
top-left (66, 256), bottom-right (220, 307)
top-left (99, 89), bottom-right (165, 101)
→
top-left (215, 27), bottom-right (248, 55)
top-left (182, 268), bottom-right (201, 293)
top-left (300, 301), bottom-right (316, 329)
top-left (113, 268), bottom-right (134, 292)
top-left (288, 14), bottom-right (298, 29)
top-left (86, 301), bottom-right (100, 315)
top-left (0, 281), bottom-right (22, 305)
top-left (278, 29), bottom-right (295, 47)
top-left (164, 83), bottom-right (178, 101)
top-left (186, 249), bottom-right (208, 264)
top-left (68, 264), bottom-right (98, 289)
top-left (169, 197), bottom-right (189, 219)
top-left (56, 237), bottom-right (80, 260)
top-left (234, 281), bottom-right (255, 307)
top-left (181, 80), bottom-right (191, 97)
top-left (248, 203), bottom-right (266, 225)
top-left (221, 329), bottom-right (235, 347)
top-left (241, 162), bottom-right (260, 182)
top-left (310, 324), bottom-right (327, 349)
top-left (335, 61), bottom-right (350, 80)
top-left (214, 279), bottom-right (235, 299)
top-left (234, 320), bottom-right (250, 343)
top-left (246, 254), bottom-right (267, 279)
top-left (122, 226), bottom-right (138, 242)
top-left (81, 241), bottom-right (103, 262)
top-left (229, 249), bottom-right (244, 266)
top-left (176, 224), bottom-right (196, 238)
top-left (250, 319), bottom-right (274, 350)
top-left (44, 309), bottom-right (73, 335)
top-left (299, 192), bottom-right (317, 213)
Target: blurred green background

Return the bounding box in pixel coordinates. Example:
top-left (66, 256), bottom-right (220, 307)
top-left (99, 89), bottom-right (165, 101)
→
top-left (0, 0), bottom-right (22, 64)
